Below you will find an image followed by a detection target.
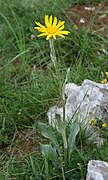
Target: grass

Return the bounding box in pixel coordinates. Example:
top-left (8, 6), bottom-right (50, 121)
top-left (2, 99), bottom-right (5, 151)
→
top-left (0, 0), bottom-right (108, 179)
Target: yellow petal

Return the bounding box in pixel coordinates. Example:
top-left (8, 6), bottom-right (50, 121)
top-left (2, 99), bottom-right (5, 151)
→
top-left (58, 34), bottom-right (65, 38)
top-left (53, 35), bottom-right (56, 39)
top-left (34, 27), bottom-right (46, 32)
top-left (55, 21), bottom-right (65, 29)
top-left (35, 22), bottom-right (46, 30)
top-left (46, 34), bottom-right (52, 40)
top-left (57, 25), bottom-right (64, 31)
top-left (38, 33), bottom-right (47, 37)
top-left (58, 30), bottom-right (70, 35)
top-left (105, 72), bottom-right (108, 77)
top-left (101, 78), bottom-right (107, 84)
top-left (52, 17), bottom-right (57, 27)
top-left (49, 15), bottom-right (52, 26)
top-left (102, 123), bottom-right (107, 127)
top-left (34, 27), bottom-right (41, 30)
top-left (45, 15), bottom-right (49, 27)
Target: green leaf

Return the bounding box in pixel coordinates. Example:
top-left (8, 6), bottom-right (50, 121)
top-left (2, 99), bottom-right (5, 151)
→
top-left (68, 120), bottom-right (80, 159)
top-left (40, 144), bottom-right (58, 160)
top-left (55, 114), bottom-right (67, 149)
top-left (38, 123), bottom-right (58, 146)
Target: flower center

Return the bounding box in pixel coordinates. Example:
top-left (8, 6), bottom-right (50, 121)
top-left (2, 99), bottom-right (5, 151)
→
top-left (46, 27), bottom-right (57, 34)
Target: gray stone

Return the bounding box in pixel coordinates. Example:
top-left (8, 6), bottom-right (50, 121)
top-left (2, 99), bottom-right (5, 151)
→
top-left (86, 160), bottom-right (108, 180)
top-left (47, 79), bottom-right (108, 145)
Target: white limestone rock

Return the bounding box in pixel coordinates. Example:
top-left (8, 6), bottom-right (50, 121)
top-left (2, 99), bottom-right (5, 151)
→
top-left (65, 79), bottom-right (108, 123)
top-left (47, 79), bottom-right (108, 145)
top-left (86, 160), bottom-right (108, 180)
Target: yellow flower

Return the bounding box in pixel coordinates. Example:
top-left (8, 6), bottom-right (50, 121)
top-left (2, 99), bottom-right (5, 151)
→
top-left (102, 123), bottom-right (107, 128)
top-left (105, 72), bottom-right (108, 78)
top-left (101, 78), bottom-right (107, 84)
top-left (34, 15), bottom-right (70, 40)
top-left (88, 119), bottom-right (97, 125)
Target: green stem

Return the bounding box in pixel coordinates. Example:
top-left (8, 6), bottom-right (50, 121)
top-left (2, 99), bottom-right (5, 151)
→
top-left (62, 68), bottom-right (70, 162)
top-left (62, 67), bottom-right (70, 122)
top-left (63, 93), bottom-right (66, 122)
top-left (58, 149), bottom-right (66, 180)
top-left (64, 136), bottom-right (67, 163)
top-left (49, 38), bottom-right (68, 164)
top-left (49, 38), bottom-right (62, 95)
top-left (63, 96), bottom-right (67, 162)
top-left (49, 38), bottom-right (57, 72)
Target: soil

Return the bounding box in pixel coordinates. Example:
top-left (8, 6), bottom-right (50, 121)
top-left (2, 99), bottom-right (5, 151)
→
top-left (67, 2), bottom-right (108, 36)
top-left (1, 130), bottom-right (41, 157)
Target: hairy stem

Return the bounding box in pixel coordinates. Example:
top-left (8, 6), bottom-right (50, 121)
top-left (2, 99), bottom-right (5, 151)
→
top-left (49, 38), bottom-right (57, 71)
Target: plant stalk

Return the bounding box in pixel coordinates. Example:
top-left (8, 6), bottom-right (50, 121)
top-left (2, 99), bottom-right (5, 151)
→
top-left (49, 38), bottom-right (57, 72)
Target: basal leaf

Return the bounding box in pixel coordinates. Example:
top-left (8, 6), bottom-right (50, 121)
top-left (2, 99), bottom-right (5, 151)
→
top-left (40, 144), bottom-right (58, 160)
top-left (38, 123), bottom-right (58, 146)
top-left (68, 120), bottom-right (80, 159)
